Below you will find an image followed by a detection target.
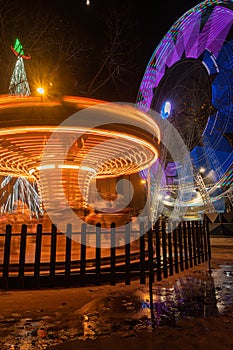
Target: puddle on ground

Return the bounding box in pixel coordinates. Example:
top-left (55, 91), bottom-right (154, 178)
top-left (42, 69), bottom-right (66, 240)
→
top-left (140, 274), bottom-right (218, 327)
top-left (1, 264), bottom-right (233, 349)
top-left (81, 265), bottom-right (233, 336)
top-left (139, 265), bottom-right (233, 327)
top-left (211, 264), bottom-right (233, 312)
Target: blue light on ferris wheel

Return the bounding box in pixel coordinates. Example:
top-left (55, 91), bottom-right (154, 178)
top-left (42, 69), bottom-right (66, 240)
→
top-left (161, 101), bottom-right (171, 119)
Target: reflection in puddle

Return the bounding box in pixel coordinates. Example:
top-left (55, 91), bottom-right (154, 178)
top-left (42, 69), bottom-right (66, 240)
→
top-left (82, 265), bottom-right (233, 337)
top-left (141, 275), bottom-right (218, 327)
top-left (140, 265), bottom-right (233, 328)
top-left (212, 265), bottom-right (233, 313)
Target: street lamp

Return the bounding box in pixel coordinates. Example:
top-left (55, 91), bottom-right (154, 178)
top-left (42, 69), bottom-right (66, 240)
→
top-left (37, 87), bottom-right (44, 94)
top-left (199, 167), bottom-right (206, 174)
top-left (37, 87), bottom-right (45, 101)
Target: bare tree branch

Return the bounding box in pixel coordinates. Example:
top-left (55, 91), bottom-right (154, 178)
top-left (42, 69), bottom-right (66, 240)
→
top-left (86, 1), bottom-right (139, 97)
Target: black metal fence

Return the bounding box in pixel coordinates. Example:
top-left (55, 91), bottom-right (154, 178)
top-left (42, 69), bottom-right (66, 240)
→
top-left (0, 218), bottom-right (211, 289)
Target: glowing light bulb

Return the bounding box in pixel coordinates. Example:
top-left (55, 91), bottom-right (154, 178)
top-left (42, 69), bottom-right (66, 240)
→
top-left (161, 101), bottom-right (172, 119)
top-left (86, 0), bottom-right (90, 5)
top-left (37, 87), bottom-right (45, 95)
top-left (199, 167), bottom-right (206, 174)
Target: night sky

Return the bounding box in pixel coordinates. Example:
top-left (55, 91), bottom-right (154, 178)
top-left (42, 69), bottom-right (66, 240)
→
top-left (8, 0), bottom-right (202, 102)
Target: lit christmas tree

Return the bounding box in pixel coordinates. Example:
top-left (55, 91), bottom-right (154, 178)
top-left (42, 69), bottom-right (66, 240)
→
top-left (9, 38), bottom-right (31, 96)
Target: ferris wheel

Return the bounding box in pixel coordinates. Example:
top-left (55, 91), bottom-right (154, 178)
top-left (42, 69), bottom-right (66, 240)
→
top-left (137, 0), bottom-right (233, 219)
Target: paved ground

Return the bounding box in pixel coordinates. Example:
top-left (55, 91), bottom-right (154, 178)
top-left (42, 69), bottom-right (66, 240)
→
top-left (0, 238), bottom-right (233, 350)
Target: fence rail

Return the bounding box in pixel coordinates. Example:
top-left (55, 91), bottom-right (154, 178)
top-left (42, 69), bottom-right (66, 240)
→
top-left (0, 218), bottom-right (211, 289)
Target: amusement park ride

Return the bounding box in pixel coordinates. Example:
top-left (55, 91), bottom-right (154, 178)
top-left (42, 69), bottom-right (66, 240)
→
top-left (0, 40), bottom-right (161, 228)
top-left (138, 0), bottom-right (233, 221)
top-left (0, 0), bottom-right (233, 226)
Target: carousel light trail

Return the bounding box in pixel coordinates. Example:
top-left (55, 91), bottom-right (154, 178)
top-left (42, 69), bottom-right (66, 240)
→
top-left (0, 95), bottom-right (160, 218)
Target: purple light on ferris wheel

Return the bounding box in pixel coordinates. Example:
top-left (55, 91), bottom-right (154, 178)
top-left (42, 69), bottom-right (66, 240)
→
top-left (138, 1), bottom-right (233, 111)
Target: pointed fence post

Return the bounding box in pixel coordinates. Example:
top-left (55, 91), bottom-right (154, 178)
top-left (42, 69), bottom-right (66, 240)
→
top-left (110, 223), bottom-right (116, 285)
top-left (173, 226), bottom-right (179, 274)
top-left (96, 223), bottom-right (101, 285)
top-left (191, 221), bottom-right (197, 266)
top-left (148, 227), bottom-right (155, 330)
top-left (18, 224), bottom-right (27, 288)
top-left (162, 220), bottom-right (168, 278)
top-left (3, 225), bottom-right (12, 290)
top-left (155, 220), bottom-right (161, 281)
top-left (178, 223), bottom-right (184, 272)
top-left (168, 222), bottom-right (173, 276)
top-left (139, 221), bottom-right (146, 284)
top-left (50, 224), bottom-right (57, 286)
top-left (199, 221), bottom-right (205, 263)
top-left (205, 217), bottom-right (212, 273)
top-left (195, 221), bottom-right (201, 265)
top-left (125, 223), bottom-right (131, 285)
top-left (187, 221), bottom-right (193, 268)
top-left (34, 224), bottom-right (42, 289)
top-left (183, 221), bottom-right (189, 270)
top-left (80, 223), bottom-right (86, 285)
top-left (65, 224), bottom-right (72, 279)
